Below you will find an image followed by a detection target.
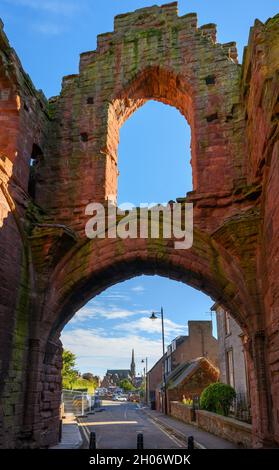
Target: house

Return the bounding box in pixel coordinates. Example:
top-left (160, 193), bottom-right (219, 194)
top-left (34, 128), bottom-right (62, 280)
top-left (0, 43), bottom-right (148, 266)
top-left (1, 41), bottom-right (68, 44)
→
top-left (165, 321), bottom-right (219, 376)
top-left (212, 304), bottom-right (249, 396)
top-left (147, 356), bottom-right (164, 409)
top-left (166, 357), bottom-right (219, 412)
top-left (212, 303), bottom-right (251, 420)
top-left (147, 320), bottom-right (219, 411)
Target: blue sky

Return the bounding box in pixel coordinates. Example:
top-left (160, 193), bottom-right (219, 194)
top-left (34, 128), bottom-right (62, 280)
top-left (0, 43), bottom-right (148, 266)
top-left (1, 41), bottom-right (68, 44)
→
top-left (62, 276), bottom-right (215, 377)
top-left (1, 0), bottom-right (278, 377)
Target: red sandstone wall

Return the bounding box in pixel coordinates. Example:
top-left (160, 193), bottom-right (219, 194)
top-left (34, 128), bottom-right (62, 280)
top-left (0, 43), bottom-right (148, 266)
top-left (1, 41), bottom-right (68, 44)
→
top-left (0, 21), bottom-right (49, 448)
top-left (242, 16), bottom-right (279, 445)
top-left (0, 4), bottom-right (278, 449)
top-left (35, 3), bottom-right (246, 235)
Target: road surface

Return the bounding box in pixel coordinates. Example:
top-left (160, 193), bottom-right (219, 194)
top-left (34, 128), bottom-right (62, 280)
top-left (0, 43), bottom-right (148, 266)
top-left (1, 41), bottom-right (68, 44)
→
top-left (79, 400), bottom-right (185, 449)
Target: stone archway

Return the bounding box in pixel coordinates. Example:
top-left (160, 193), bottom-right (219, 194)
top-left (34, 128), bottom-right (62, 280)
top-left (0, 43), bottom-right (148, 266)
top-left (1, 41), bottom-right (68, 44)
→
top-left (23, 226), bottom-right (267, 448)
top-left (0, 2), bottom-right (278, 449)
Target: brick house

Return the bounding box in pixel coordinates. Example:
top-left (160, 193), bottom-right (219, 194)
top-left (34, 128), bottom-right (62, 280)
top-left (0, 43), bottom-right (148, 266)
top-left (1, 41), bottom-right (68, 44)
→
top-left (165, 321), bottom-right (219, 376)
top-left (147, 320), bottom-right (219, 411)
top-left (166, 357), bottom-right (220, 413)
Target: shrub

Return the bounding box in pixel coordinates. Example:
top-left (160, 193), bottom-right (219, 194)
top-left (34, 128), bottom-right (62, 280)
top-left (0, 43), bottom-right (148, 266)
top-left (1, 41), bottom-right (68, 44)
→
top-left (200, 382), bottom-right (236, 416)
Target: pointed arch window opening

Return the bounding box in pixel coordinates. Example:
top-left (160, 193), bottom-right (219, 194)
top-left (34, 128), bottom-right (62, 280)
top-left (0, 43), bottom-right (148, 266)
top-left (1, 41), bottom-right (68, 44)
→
top-left (116, 99), bottom-right (193, 209)
top-left (28, 143), bottom-right (44, 199)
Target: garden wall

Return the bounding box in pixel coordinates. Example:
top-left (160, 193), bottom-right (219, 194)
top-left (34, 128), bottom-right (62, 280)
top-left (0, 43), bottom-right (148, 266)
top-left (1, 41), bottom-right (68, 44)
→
top-left (170, 402), bottom-right (253, 448)
top-left (170, 401), bottom-right (195, 424)
top-left (195, 409), bottom-right (253, 448)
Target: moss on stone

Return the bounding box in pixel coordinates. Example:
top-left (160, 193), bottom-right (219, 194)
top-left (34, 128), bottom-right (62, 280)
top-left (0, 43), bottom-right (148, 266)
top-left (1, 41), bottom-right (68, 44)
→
top-left (2, 251), bottom-right (31, 425)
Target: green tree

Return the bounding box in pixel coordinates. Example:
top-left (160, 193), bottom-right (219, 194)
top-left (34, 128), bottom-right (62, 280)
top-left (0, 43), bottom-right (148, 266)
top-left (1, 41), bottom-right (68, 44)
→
top-left (119, 379), bottom-right (135, 392)
top-left (82, 373), bottom-right (100, 390)
top-left (62, 349), bottom-right (79, 389)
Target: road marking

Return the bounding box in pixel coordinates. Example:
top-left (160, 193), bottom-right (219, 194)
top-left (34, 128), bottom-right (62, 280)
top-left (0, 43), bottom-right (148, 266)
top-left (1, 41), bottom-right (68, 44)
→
top-left (80, 420), bottom-right (138, 426)
top-left (78, 417), bottom-right (91, 445)
top-left (146, 417), bottom-right (184, 448)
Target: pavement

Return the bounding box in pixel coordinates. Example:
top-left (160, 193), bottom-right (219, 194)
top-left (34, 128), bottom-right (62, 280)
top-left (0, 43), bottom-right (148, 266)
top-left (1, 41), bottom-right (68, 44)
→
top-left (141, 407), bottom-right (239, 449)
top-left (51, 414), bottom-right (83, 449)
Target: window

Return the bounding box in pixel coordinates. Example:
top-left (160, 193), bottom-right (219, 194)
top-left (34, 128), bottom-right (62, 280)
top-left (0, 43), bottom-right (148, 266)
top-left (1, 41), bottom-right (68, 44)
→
top-left (224, 310), bottom-right (231, 336)
top-left (226, 349), bottom-right (235, 388)
top-left (28, 144), bottom-right (44, 199)
top-left (166, 357), bottom-right (171, 375)
top-left (171, 340), bottom-right (177, 353)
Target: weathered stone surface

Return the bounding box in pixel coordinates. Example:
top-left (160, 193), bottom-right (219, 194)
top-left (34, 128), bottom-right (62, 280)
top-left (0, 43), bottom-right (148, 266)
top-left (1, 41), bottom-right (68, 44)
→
top-left (196, 409), bottom-right (253, 448)
top-left (0, 2), bottom-right (278, 449)
top-left (170, 402), bottom-right (195, 424)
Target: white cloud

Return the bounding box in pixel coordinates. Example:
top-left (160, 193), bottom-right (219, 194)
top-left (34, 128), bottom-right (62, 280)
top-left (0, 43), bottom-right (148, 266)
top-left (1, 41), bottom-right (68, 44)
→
top-left (102, 292), bottom-right (130, 301)
top-left (131, 285), bottom-right (145, 293)
top-left (70, 302), bottom-right (144, 324)
top-left (61, 328), bottom-right (163, 376)
top-left (113, 316), bottom-right (186, 338)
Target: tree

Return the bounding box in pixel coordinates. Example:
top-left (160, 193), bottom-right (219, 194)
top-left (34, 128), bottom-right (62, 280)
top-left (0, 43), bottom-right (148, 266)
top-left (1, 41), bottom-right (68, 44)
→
top-left (62, 349), bottom-right (79, 389)
top-left (119, 379), bottom-right (135, 392)
top-left (82, 373), bottom-right (100, 389)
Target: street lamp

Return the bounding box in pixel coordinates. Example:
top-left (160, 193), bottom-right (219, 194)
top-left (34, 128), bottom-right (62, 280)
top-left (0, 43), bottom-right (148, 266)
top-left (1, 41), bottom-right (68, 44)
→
top-left (141, 358), bottom-right (149, 405)
top-left (150, 307), bottom-right (168, 415)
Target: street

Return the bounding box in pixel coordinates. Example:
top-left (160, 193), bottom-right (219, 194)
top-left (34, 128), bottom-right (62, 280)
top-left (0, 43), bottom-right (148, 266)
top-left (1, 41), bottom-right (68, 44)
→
top-left (78, 401), bottom-right (184, 449)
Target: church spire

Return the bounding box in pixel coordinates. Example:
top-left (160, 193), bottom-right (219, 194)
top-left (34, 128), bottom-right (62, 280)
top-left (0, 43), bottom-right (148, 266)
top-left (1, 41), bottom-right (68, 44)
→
top-left (130, 349), bottom-right (136, 379)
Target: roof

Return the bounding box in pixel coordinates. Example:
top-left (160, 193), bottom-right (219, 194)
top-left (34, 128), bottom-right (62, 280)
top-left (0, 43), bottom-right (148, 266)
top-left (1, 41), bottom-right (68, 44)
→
top-left (106, 370), bottom-right (131, 377)
top-left (166, 357), bottom-right (219, 390)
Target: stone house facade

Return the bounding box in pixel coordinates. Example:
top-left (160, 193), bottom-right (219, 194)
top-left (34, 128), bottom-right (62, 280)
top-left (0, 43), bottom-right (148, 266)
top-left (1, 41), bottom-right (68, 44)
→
top-left (213, 304), bottom-right (250, 401)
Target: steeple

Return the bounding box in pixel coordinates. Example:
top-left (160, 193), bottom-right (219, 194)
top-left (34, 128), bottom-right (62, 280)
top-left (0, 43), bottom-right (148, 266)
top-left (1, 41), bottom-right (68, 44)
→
top-left (130, 349), bottom-right (136, 379)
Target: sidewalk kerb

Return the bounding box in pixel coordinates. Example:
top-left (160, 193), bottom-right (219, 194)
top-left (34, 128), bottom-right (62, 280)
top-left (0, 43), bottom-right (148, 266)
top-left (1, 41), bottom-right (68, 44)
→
top-left (141, 408), bottom-right (206, 449)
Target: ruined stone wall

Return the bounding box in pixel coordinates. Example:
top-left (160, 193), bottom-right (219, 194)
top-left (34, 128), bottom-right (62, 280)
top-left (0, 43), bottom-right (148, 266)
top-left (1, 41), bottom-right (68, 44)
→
top-left (0, 3), bottom-right (278, 449)
top-left (0, 20), bottom-right (49, 448)
top-left (35, 2), bottom-right (246, 235)
top-left (242, 15), bottom-right (279, 446)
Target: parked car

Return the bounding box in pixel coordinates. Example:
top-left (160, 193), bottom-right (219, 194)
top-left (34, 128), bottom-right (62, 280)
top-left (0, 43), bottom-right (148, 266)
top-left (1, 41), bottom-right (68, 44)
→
top-left (117, 395), bottom-right (128, 402)
top-left (128, 394), bottom-right (140, 403)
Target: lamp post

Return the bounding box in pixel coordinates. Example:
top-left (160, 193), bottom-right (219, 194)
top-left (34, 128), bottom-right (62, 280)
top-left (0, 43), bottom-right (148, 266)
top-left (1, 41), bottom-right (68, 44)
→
top-left (141, 358), bottom-right (148, 405)
top-left (150, 307), bottom-right (168, 415)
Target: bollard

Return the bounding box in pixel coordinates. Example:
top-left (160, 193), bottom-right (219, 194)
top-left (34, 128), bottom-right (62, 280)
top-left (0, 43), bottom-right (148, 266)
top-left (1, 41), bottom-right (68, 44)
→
top-left (188, 436), bottom-right (194, 450)
top-left (137, 433), bottom-right (144, 450)
top-left (89, 431), bottom-right (96, 449)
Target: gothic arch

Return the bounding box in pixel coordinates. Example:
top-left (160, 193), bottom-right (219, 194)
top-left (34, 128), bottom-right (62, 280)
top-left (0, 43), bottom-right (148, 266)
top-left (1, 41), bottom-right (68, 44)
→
top-left (105, 66), bottom-right (196, 201)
